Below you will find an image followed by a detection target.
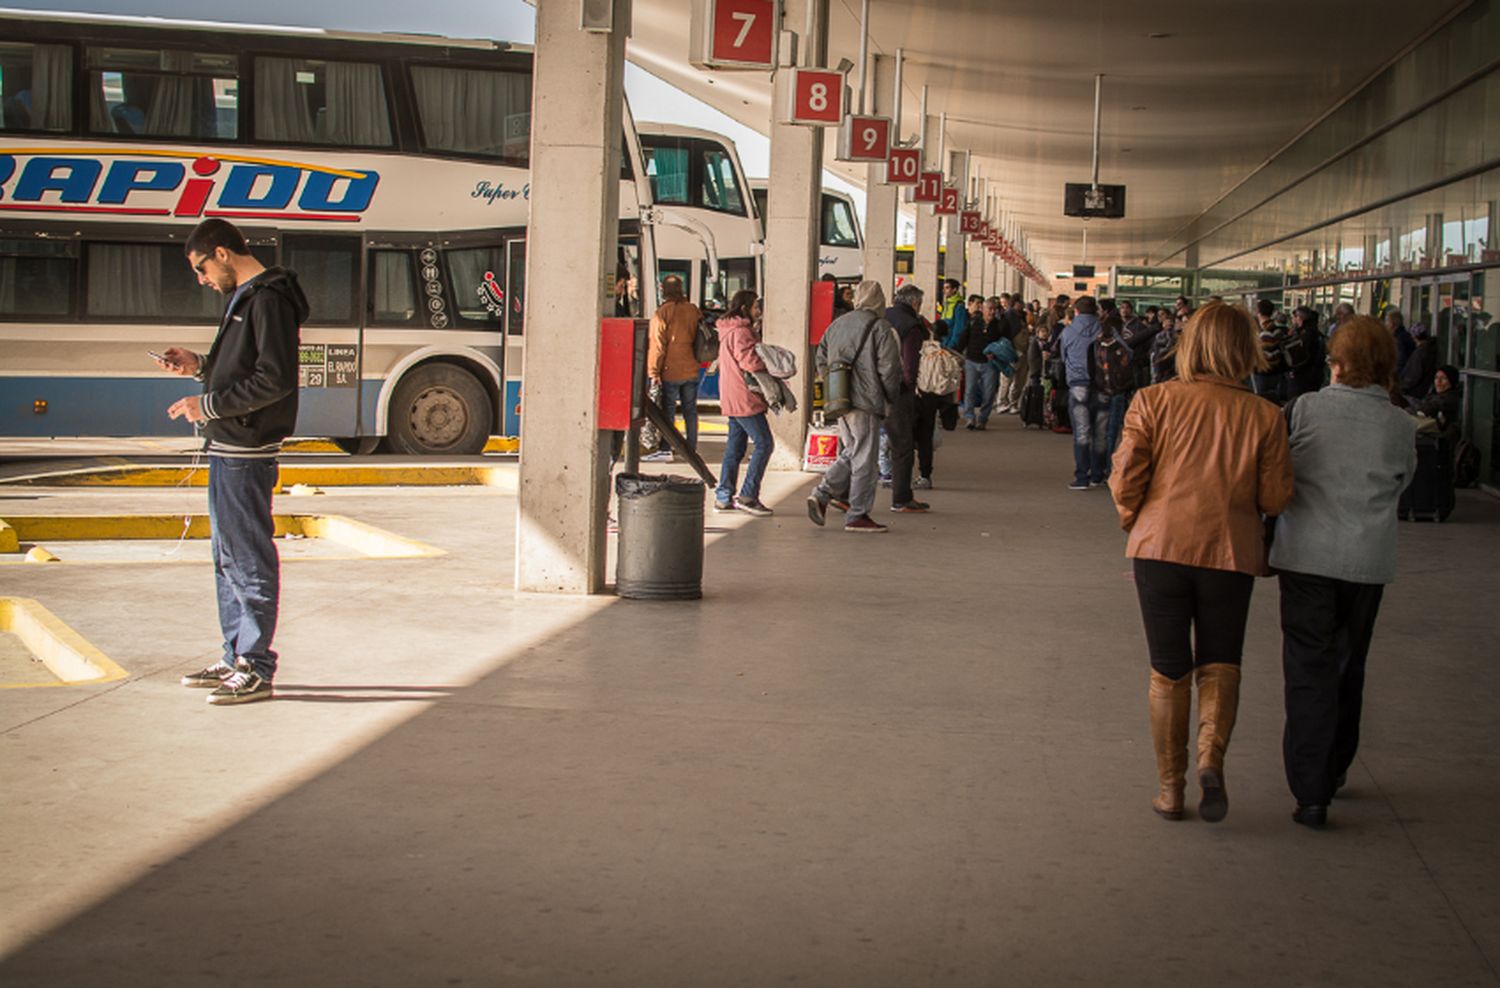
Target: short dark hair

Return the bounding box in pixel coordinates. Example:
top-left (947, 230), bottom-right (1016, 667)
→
top-left (1256, 299), bottom-right (1276, 318)
top-left (968, 294), bottom-right (983, 304)
top-left (184, 218), bottom-right (250, 258)
top-left (1099, 297), bottom-right (1118, 312)
top-left (1074, 296), bottom-right (1098, 315)
top-left (1056, 294), bottom-right (1071, 305)
top-left (943, 278), bottom-right (961, 291)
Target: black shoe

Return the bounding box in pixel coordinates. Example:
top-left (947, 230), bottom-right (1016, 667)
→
top-left (735, 498), bottom-right (773, 517)
top-left (1198, 768), bottom-right (1228, 823)
top-left (1292, 804), bottom-right (1328, 828)
top-left (181, 660), bottom-right (243, 688)
top-left (965, 422), bottom-right (977, 431)
top-left (1333, 771), bottom-right (1348, 797)
top-left (891, 500), bottom-right (930, 513)
top-left (207, 669), bottom-right (272, 706)
top-left (806, 491), bottom-right (829, 527)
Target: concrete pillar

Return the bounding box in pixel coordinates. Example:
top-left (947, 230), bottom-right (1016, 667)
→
top-left (912, 113), bottom-right (940, 304)
top-left (514, 0), bottom-right (629, 594)
top-left (762, 0), bottom-right (827, 469)
top-left (861, 54), bottom-right (897, 299)
top-left (943, 149), bottom-right (967, 290)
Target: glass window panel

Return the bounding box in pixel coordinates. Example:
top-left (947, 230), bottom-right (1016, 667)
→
top-left (283, 237), bottom-right (356, 324)
top-left (369, 250), bottom-right (418, 325)
top-left (0, 42), bottom-right (72, 132)
top-left (87, 47), bottom-right (238, 140)
top-left (644, 146), bottom-right (690, 204)
top-left (506, 241), bottom-right (526, 335)
top-left (700, 148), bottom-right (744, 214)
top-left (411, 66), bottom-right (530, 163)
top-left (821, 195), bottom-right (859, 248)
top-left (0, 239), bottom-right (75, 317)
top-left (445, 245), bottom-right (506, 328)
top-left (255, 57), bottom-right (391, 146)
top-left (86, 243), bottom-right (219, 320)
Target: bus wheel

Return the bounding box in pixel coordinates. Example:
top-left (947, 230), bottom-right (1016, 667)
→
top-left (330, 436), bottom-right (380, 456)
top-left (386, 364), bottom-right (492, 456)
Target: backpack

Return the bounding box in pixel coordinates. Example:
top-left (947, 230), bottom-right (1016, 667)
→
top-left (1150, 330), bottom-right (1179, 384)
top-left (1455, 439), bottom-right (1481, 488)
top-left (1280, 327), bottom-right (1312, 370)
top-left (1093, 333), bottom-right (1135, 395)
top-left (823, 315), bottom-right (878, 421)
top-left (917, 340), bottom-right (964, 396)
top-left (693, 317), bottom-right (719, 364)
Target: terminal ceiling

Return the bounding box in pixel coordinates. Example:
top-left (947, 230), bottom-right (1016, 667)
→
top-left (627, 0), bottom-right (1472, 277)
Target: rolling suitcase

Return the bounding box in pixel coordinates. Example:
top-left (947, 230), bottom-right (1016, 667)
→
top-left (1019, 380), bottom-right (1045, 429)
top-left (1398, 434), bottom-right (1454, 522)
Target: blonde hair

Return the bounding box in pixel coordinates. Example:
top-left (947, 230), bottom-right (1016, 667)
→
top-left (1175, 301), bottom-right (1266, 384)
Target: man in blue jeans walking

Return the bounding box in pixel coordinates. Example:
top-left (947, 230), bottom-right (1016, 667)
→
top-left (157, 218), bottom-right (308, 705)
top-left (1049, 296), bottom-right (1109, 489)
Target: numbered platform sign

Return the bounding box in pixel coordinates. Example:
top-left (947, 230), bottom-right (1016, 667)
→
top-left (936, 185), bottom-right (959, 216)
top-left (960, 210), bottom-right (981, 235)
top-left (914, 170), bottom-right (942, 204)
top-left (785, 68), bottom-right (845, 126)
top-left (836, 114), bottom-right (891, 162)
top-left (886, 146), bottom-right (920, 185)
top-left (690, 0), bottom-right (778, 70)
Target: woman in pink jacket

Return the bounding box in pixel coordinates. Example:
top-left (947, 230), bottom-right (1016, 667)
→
top-left (714, 290), bottom-right (775, 516)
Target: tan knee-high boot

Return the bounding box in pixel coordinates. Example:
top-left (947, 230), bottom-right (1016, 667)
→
top-left (1148, 671), bottom-right (1191, 820)
top-left (1195, 663), bottom-right (1242, 823)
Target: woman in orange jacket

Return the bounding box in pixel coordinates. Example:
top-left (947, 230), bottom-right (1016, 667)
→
top-left (1109, 301), bottom-right (1295, 823)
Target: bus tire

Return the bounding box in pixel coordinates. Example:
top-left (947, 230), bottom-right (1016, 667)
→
top-left (384, 364), bottom-right (492, 456)
top-left (331, 436), bottom-right (380, 456)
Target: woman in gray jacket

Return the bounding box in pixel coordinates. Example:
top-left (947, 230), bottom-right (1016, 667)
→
top-left (1270, 316), bottom-right (1417, 828)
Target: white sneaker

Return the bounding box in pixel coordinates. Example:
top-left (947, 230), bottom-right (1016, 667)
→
top-left (640, 450), bottom-right (673, 462)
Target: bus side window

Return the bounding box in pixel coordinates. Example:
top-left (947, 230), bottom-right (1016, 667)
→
top-left (368, 250), bottom-right (419, 325)
top-left (410, 65), bottom-right (530, 164)
top-left (0, 239), bottom-right (76, 318)
top-left (0, 42), bottom-right (72, 132)
top-left (254, 57), bottom-right (392, 147)
top-left (85, 242), bottom-right (218, 320)
top-left (87, 47), bottom-right (239, 141)
top-left (444, 246), bottom-right (506, 328)
top-left (283, 235), bottom-right (358, 326)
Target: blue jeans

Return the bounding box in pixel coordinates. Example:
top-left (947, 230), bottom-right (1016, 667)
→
top-left (1068, 384), bottom-right (1111, 484)
top-left (1104, 391), bottom-right (1132, 459)
top-left (208, 456), bottom-right (280, 680)
top-left (962, 360), bottom-right (1000, 425)
top-left (717, 412), bottom-right (774, 504)
top-left (659, 378), bottom-right (699, 450)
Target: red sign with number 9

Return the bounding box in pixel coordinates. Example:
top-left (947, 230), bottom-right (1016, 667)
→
top-left (837, 114), bottom-right (890, 162)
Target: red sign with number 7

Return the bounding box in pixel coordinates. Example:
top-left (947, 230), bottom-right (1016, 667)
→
top-left (690, 0), bottom-right (778, 70)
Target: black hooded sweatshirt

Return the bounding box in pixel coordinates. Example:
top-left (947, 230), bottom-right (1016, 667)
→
top-left (196, 266), bottom-right (310, 454)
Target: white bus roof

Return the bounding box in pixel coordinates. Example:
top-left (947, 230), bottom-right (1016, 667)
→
top-left (635, 122), bottom-right (743, 146)
top-left (0, 7), bottom-right (528, 52)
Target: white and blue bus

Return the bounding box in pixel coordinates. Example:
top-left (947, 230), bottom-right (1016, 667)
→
top-left (0, 10), bottom-right (659, 454)
top-left (749, 180), bottom-right (863, 284)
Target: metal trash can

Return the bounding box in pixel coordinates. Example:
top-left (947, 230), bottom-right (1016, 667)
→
top-left (614, 473), bottom-right (704, 600)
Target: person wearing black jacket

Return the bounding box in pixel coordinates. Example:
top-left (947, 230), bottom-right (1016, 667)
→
top-left (956, 298), bottom-right (1004, 429)
top-left (883, 284), bottom-right (933, 509)
top-left (1284, 306), bottom-right (1327, 401)
top-left (158, 218), bottom-right (310, 706)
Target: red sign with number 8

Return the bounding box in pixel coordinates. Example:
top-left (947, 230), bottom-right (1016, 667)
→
top-left (787, 68), bottom-right (844, 126)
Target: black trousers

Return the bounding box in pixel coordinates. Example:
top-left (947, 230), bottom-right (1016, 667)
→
top-left (887, 390), bottom-right (917, 504)
top-left (1278, 570), bottom-right (1385, 806)
top-left (914, 393), bottom-right (940, 480)
top-left (1132, 559), bottom-right (1255, 680)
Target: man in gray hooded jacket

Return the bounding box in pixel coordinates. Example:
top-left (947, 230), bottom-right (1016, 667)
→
top-left (807, 280), bottom-right (902, 533)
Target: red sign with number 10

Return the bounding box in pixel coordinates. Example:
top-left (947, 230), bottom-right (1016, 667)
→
top-left (886, 147), bottom-right (920, 185)
top-left (787, 68), bottom-right (844, 126)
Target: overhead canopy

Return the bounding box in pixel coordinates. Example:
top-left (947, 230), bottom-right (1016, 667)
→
top-left (626, 0), bottom-right (1471, 276)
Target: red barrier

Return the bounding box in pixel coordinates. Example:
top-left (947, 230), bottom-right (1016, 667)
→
top-left (809, 280), bottom-right (835, 345)
top-left (598, 317), bottom-right (637, 430)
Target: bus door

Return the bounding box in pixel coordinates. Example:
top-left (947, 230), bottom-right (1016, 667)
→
top-left (281, 233), bottom-right (363, 442)
top-left (502, 236), bottom-right (526, 436)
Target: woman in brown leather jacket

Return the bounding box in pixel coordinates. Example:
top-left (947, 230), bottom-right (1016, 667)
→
top-left (1109, 301), bottom-right (1295, 823)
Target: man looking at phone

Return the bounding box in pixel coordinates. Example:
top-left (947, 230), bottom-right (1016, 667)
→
top-left (157, 218), bottom-right (309, 705)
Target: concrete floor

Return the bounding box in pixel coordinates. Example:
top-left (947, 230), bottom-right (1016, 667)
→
top-left (2, 418), bottom-right (1498, 986)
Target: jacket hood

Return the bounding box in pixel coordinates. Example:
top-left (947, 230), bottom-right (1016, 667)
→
top-left (247, 266), bottom-right (311, 324)
top-left (1068, 312), bottom-right (1100, 333)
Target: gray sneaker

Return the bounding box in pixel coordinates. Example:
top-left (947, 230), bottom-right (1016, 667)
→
top-left (207, 669), bottom-right (272, 705)
top-left (914, 476), bottom-right (933, 490)
top-left (735, 498), bottom-right (773, 517)
top-left (181, 661), bottom-right (239, 688)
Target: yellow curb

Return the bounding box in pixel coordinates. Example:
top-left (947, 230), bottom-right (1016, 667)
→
top-left (0, 514), bottom-right (444, 564)
top-left (0, 520), bottom-right (16, 553)
top-left (1, 464), bottom-right (519, 493)
top-left (280, 436), bottom-right (521, 454)
top-left (0, 597), bottom-right (128, 688)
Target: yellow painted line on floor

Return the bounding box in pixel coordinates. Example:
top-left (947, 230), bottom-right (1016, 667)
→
top-left (0, 597), bottom-right (128, 689)
top-left (280, 436), bottom-right (521, 454)
top-left (0, 520), bottom-right (17, 553)
top-left (2, 464), bottom-right (519, 493)
top-left (0, 514), bottom-right (444, 564)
